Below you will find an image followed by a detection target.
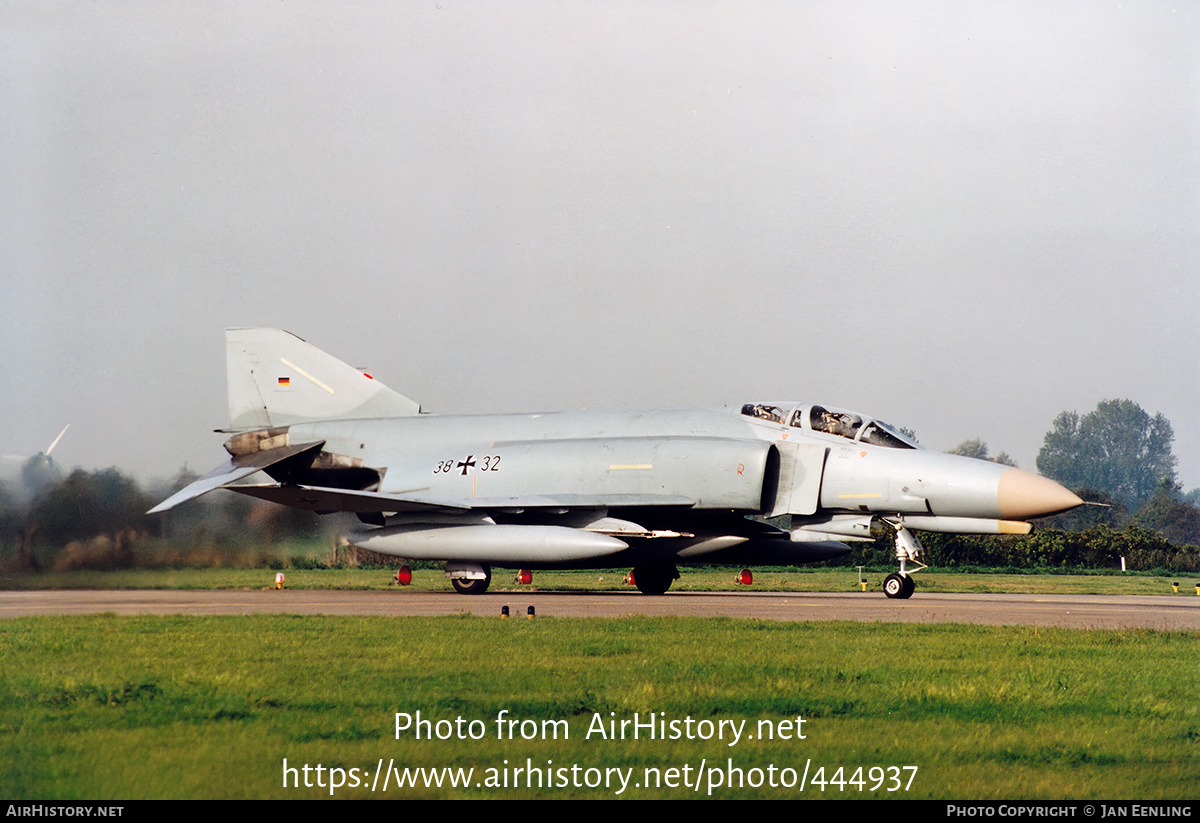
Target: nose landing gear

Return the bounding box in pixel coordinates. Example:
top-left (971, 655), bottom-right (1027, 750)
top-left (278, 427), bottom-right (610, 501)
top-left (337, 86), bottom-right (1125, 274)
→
top-left (882, 522), bottom-right (926, 600)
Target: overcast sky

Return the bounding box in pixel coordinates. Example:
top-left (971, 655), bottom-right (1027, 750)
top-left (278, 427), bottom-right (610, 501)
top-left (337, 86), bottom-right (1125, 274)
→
top-left (3, 1), bottom-right (1198, 491)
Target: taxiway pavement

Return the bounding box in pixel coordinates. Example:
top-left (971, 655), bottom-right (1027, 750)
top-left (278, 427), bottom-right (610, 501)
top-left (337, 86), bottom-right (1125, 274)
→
top-left (2, 589), bottom-right (1197, 630)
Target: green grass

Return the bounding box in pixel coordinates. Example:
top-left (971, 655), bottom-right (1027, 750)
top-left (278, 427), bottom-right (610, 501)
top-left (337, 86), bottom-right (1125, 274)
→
top-left (1, 615), bottom-right (1196, 799)
top-left (2, 566), bottom-right (1196, 597)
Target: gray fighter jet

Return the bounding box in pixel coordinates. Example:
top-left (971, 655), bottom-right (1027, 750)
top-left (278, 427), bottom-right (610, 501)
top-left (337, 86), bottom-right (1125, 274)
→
top-left (150, 329), bottom-right (1082, 598)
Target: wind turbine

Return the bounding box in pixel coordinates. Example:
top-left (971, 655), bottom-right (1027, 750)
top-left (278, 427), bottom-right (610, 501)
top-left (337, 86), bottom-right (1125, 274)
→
top-left (4, 425), bottom-right (70, 492)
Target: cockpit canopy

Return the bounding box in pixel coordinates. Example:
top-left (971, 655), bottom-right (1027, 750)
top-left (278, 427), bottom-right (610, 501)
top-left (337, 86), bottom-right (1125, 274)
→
top-left (740, 402), bottom-right (920, 450)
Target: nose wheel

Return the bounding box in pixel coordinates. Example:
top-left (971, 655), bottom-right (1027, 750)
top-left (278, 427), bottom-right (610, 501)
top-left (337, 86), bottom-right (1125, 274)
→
top-left (883, 572), bottom-right (916, 599)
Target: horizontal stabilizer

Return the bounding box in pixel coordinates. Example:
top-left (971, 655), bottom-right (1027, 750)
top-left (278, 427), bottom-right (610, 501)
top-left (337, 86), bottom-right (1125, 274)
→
top-left (146, 441), bottom-right (324, 514)
top-left (148, 465), bottom-right (262, 514)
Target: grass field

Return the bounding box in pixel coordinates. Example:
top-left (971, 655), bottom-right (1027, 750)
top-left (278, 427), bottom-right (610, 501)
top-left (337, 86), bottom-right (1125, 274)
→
top-left (1, 612), bottom-right (1197, 800)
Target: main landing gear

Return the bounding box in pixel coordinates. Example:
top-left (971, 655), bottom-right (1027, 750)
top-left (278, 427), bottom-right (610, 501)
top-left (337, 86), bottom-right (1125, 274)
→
top-left (448, 563), bottom-right (491, 595)
top-left (882, 523), bottom-right (926, 600)
top-left (628, 565), bottom-right (679, 595)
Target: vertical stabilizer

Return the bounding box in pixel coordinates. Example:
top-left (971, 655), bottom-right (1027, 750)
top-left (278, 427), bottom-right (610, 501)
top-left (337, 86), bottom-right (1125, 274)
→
top-left (225, 328), bottom-right (421, 430)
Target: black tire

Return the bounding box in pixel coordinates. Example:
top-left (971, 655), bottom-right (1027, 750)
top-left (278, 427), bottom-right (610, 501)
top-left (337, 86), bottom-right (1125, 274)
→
top-left (884, 573), bottom-right (906, 599)
top-left (450, 565), bottom-right (491, 595)
top-left (632, 565), bottom-right (676, 595)
top-left (900, 574), bottom-right (916, 599)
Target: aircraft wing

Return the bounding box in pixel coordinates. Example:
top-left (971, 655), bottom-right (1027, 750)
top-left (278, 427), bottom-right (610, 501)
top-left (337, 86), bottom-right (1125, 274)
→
top-left (222, 483), bottom-right (697, 514)
top-left (224, 483), bottom-right (473, 513)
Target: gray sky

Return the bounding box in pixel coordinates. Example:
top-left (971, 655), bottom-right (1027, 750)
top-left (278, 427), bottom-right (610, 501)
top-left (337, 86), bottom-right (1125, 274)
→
top-left (3, 1), bottom-right (1198, 490)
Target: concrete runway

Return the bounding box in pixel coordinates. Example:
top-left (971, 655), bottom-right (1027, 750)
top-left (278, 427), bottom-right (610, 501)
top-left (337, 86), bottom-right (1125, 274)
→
top-left (2, 589), bottom-right (1198, 630)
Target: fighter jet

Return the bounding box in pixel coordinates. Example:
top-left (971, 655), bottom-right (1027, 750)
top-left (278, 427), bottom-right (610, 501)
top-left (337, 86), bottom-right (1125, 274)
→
top-left (150, 329), bottom-right (1082, 598)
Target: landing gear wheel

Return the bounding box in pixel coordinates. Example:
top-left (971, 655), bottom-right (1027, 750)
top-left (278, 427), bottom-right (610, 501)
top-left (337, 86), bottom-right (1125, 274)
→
top-left (631, 565), bottom-right (677, 595)
top-left (451, 565), bottom-right (491, 595)
top-left (884, 573), bottom-right (914, 599)
top-left (883, 573), bottom-right (904, 598)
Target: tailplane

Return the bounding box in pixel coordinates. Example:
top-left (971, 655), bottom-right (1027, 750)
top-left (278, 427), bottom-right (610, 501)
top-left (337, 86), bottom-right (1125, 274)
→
top-left (225, 328), bottom-right (421, 430)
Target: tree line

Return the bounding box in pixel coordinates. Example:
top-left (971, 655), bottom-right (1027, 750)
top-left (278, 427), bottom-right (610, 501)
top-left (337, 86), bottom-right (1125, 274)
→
top-left (0, 464), bottom-right (330, 572)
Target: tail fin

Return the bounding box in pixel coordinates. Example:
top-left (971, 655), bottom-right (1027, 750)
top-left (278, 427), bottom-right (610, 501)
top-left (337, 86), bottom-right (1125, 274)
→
top-left (225, 328), bottom-right (421, 430)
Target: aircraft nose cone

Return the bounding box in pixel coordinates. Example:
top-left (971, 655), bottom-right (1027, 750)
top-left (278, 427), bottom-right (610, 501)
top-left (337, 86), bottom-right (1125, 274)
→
top-left (997, 468), bottom-right (1083, 519)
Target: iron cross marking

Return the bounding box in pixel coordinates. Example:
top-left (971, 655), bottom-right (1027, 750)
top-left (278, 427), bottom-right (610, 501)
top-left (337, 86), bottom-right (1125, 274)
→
top-left (457, 455), bottom-right (476, 476)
